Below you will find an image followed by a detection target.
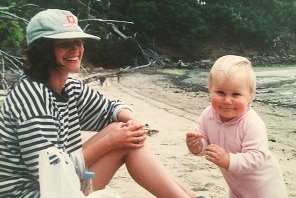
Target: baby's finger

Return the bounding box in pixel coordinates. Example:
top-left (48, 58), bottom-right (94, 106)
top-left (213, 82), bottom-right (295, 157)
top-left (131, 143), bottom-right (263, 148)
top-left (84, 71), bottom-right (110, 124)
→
top-left (205, 155), bottom-right (215, 162)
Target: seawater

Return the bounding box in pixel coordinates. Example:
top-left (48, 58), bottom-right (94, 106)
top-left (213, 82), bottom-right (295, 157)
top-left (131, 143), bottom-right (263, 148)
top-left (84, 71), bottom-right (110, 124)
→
top-left (164, 66), bottom-right (296, 109)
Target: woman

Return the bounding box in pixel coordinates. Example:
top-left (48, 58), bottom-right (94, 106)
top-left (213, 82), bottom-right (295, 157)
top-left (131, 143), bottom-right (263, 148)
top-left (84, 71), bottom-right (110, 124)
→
top-left (0, 9), bottom-right (196, 198)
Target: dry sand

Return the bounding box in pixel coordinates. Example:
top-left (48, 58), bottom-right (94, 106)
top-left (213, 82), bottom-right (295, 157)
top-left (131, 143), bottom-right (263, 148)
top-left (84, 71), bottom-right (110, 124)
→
top-left (81, 69), bottom-right (296, 198)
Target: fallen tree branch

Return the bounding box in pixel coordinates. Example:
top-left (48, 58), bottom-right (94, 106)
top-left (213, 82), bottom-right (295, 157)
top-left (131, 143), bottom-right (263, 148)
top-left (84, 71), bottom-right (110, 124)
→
top-left (82, 61), bottom-right (153, 85)
top-left (79, 18), bottom-right (134, 24)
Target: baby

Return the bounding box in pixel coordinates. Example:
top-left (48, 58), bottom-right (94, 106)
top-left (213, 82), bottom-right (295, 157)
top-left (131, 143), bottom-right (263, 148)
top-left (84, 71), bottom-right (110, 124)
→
top-left (186, 55), bottom-right (287, 198)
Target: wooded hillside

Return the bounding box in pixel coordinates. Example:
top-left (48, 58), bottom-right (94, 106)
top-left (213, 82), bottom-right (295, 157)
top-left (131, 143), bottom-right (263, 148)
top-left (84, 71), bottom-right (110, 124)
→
top-left (1, 0), bottom-right (296, 67)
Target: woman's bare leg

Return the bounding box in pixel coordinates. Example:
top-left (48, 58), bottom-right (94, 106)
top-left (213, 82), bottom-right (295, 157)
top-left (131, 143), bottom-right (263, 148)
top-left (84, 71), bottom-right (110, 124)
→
top-left (124, 145), bottom-right (196, 198)
top-left (87, 144), bottom-right (196, 198)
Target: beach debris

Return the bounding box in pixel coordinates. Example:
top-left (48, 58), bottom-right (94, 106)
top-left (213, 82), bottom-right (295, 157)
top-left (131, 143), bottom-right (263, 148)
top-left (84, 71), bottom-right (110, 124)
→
top-left (81, 61), bottom-right (153, 85)
top-left (144, 123), bottom-right (159, 137)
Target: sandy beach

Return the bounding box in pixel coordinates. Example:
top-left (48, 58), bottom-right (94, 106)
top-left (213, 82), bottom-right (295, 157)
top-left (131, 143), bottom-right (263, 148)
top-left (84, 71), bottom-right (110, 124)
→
top-left (0, 67), bottom-right (294, 197)
top-left (81, 68), bottom-right (296, 198)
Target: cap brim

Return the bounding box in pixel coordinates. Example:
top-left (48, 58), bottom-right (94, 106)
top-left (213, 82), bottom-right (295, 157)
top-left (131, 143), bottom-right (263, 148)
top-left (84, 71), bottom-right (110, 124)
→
top-left (44, 32), bottom-right (101, 40)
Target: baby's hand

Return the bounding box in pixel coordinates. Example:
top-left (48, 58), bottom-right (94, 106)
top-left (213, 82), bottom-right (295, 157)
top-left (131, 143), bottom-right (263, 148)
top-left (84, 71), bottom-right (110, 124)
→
top-left (186, 132), bottom-right (203, 155)
top-left (205, 144), bottom-right (230, 170)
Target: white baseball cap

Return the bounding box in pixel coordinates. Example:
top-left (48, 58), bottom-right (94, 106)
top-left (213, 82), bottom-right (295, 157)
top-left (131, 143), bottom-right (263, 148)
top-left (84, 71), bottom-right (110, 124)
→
top-left (26, 9), bottom-right (101, 45)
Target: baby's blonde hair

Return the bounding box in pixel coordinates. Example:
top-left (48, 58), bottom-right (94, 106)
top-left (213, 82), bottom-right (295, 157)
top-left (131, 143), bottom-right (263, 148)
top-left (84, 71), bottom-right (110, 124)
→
top-left (208, 55), bottom-right (256, 100)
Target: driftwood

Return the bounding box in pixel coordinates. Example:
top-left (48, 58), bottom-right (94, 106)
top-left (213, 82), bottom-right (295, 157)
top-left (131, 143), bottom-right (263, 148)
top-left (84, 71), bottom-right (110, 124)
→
top-left (0, 50), bottom-right (23, 92)
top-left (81, 18), bottom-right (168, 66)
top-left (82, 61), bottom-right (153, 85)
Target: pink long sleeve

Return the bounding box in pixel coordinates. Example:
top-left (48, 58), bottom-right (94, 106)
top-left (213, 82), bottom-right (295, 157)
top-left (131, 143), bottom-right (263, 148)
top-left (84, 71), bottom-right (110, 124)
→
top-left (195, 106), bottom-right (287, 198)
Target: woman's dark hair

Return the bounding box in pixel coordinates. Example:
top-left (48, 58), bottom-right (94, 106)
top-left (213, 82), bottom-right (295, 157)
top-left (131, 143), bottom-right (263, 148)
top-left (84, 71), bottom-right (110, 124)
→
top-left (22, 38), bottom-right (59, 81)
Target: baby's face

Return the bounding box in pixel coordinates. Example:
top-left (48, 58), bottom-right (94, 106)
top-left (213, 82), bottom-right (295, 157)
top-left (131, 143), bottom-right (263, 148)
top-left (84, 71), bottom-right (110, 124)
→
top-left (209, 72), bottom-right (252, 122)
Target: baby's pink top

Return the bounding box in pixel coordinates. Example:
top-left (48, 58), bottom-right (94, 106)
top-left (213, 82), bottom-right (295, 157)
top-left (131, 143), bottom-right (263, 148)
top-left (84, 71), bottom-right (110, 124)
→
top-left (195, 105), bottom-right (287, 198)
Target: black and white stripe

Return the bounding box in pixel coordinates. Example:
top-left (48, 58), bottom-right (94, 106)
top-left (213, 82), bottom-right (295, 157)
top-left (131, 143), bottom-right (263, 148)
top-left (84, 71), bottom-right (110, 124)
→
top-left (0, 76), bottom-right (128, 197)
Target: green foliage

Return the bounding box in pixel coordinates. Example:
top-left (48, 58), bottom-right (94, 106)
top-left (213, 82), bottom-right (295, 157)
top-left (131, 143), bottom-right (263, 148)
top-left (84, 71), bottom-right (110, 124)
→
top-left (154, 0), bottom-right (210, 44)
top-left (0, 1), bottom-right (26, 47)
top-left (0, 20), bottom-right (24, 46)
top-left (105, 0), bottom-right (210, 48)
top-left (0, 0), bottom-right (295, 58)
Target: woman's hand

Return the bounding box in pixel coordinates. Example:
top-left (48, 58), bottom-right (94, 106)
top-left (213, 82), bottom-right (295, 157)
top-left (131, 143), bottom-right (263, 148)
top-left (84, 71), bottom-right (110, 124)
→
top-left (205, 144), bottom-right (230, 170)
top-left (103, 121), bottom-right (147, 150)
top-left (82, 121), bottom-right (147, 167)
top-left (126, 119), bottom-right (144, 130)
top-left (186, 132), bottom-right (203, 155)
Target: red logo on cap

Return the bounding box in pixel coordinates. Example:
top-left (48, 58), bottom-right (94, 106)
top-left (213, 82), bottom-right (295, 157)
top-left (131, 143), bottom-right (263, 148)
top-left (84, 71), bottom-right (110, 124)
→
top-left (67, 15), bottom-right (76, 23)
top-left (63, 15), bottom-right (77, 27)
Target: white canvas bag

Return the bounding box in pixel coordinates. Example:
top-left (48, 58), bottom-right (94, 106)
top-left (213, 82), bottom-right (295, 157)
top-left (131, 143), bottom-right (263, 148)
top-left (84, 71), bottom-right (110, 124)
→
top-left (39, 147), bottom-right (85, 198)
top-left (38, 147), bottom-right (120, 198)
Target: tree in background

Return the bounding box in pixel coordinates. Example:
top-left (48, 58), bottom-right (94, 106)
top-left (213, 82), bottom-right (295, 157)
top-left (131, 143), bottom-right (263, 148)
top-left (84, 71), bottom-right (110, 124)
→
top-left (0, 0), bottom-right (296, 62)
top-left (100, 0), bottom-right (296, 60)
top-left (0, 1), bottom-right (26, 48)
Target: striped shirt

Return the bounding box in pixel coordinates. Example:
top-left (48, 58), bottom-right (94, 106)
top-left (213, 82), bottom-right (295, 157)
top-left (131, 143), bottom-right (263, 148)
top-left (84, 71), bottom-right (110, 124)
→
top-left (0, 76), bottom-right (128, 197)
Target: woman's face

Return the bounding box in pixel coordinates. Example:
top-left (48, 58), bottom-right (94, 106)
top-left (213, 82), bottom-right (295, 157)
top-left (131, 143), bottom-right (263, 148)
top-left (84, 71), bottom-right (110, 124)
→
top-left (54, 39), bottom-right (84, 73)
top-left (209, 71), bottom-right (252, 122)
